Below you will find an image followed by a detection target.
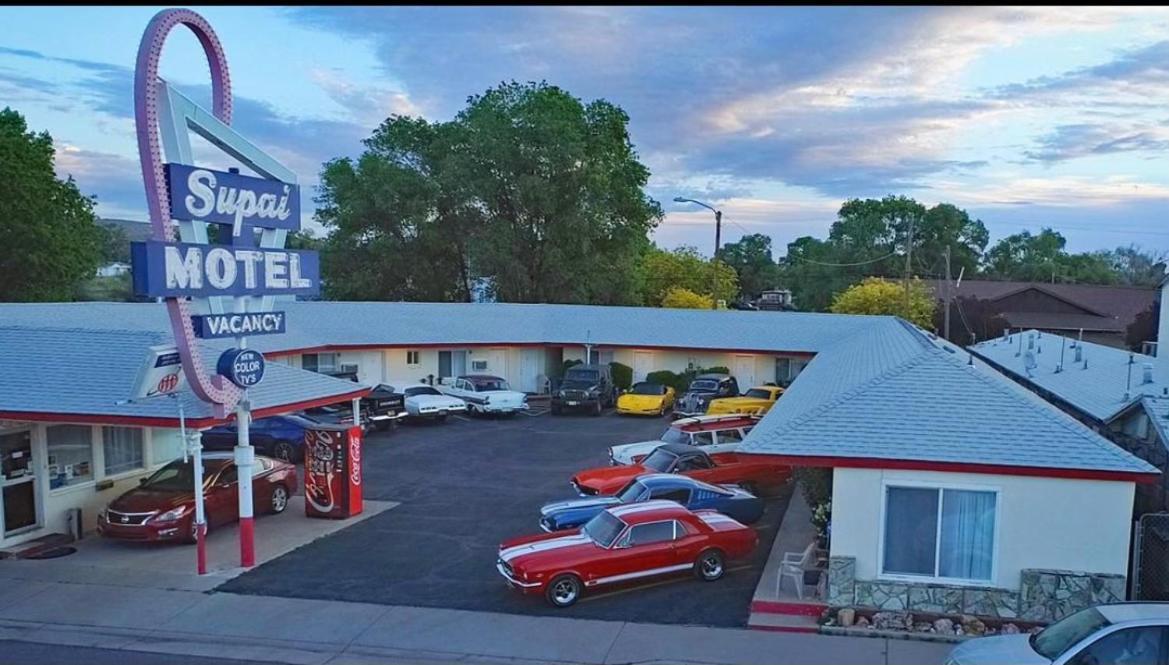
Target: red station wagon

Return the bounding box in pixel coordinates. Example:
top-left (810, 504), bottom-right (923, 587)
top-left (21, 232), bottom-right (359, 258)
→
top-left (98, 452), bottom-right (296, 543)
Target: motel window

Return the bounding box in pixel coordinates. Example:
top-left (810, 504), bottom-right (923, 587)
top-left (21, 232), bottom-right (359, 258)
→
top-left (102, 427), bottom-right (145, 476)
top-left (302, 353), bottom-right (338, 374)
top-left (587, 350), bottom-right (614, 365)
top-left (882, 486), bottom-right (996, 582)
top-left (406, 350), bottom-right (421, 366)
top-left (775, 357), bottom-right (808, 387)
top-left (46, 425), bottom-right (94, 489)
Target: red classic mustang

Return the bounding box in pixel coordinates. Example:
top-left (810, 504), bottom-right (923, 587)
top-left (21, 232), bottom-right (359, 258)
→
top-left (571, 443), bottom-right (789, 497)
top-left (497, 500), bottom-right (758, 607)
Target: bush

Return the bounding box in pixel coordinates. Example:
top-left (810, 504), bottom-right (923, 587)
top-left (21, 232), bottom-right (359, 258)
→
top-left (609, 361), bottom-right (633, 390)
top-left (661, 286), bottom-right (713, 309)
top-left (793, 467), bottom-right (832, 507)
top-left (704, 366), bottom-right (730, 375)
top-left (557, 358), bottom-right (582, 377)
top-left (646, 369), bottom-right (686, 394)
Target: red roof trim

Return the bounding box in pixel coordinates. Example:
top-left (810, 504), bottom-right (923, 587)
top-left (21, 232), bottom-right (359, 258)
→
top-left (736, 453), bottom-right (1159, 483)
top-left (0, 388), bottom-right (371, 431)
top-left (266, 343), bottom-right (817, 359)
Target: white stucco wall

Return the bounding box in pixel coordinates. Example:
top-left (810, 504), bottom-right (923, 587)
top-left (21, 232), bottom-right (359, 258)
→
top-left (830, 467), bottom-right (1135, 590)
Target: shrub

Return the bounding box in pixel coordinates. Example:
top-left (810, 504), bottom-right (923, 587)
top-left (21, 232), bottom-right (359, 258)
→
top-left (609, 361), bottom-right (633, 390)
top-left (558, 358), bottom-right (582, 377)
top-left (661, 286), bottom-right (713, 309)
top-left (793, 467), bottom-right (832, 508)
top-left (646, 369), bottom-right (686, 394)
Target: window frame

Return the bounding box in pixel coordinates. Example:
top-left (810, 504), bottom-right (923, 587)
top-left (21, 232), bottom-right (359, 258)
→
top-left (877, 479), bottom-right (1001, 587)
top-left (101, 426), bottom-right (146, 478)
top-left (406, 350), bottom-right (421, 367)
top-left (623, 519), bottom-right (680, 547)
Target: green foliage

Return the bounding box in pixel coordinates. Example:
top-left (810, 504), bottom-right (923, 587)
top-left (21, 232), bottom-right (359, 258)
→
top-left (0, 107), bottom-right (101, 301)
top-left (94, 223), bottom-right (130, 264)
top-left (609, 361), bottom-right (633, 390)
top-left (75, 273), bottom-right (139, 303)
top-left (981, 228), bottom-right (1143, 285)
top-left (719, 233), bottom-right (780, 299)
top-left (792, 467), bottom-right (832, 510)
top-left (317, 81), bottom-right (661, 304)
top-left (639, 245), bottom-right (738, 306)
top-left (1128, 302), bottom-right (1158, 350)
top-left (558, 358), bottom-right (583, 377)
top-left (829, 277), bottom-right (935, 328)
top-left (660, 286), bottom-right (713, 309)
top-left (646, 366), bottom-right (731, 394)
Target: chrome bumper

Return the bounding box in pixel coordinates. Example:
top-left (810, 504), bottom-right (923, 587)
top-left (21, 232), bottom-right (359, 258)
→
top-left (496, 561), bottom-right (540, 588)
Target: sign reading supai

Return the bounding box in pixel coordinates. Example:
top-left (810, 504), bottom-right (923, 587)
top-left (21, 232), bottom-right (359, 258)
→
top-left (131, 241), bottom-right (319, 298)
top-left (192, 311), bottom-right (286, 339)
top-left (166, 163), bottom-right (299, 236)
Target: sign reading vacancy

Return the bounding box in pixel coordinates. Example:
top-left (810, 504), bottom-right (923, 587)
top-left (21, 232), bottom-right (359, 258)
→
top-left (166, 163), bottom-right (299, 236)
top-left (131, 241), bottom-right (319, 298)
top-left (192, 311), bottom-right (286, 339)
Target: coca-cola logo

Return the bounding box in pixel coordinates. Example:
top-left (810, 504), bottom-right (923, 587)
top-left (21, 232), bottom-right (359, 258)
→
top-left (349, 429), bottom-right (362, 487)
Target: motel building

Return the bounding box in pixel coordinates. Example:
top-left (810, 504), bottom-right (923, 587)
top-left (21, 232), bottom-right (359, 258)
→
top-left (0, 300), bottom-right (1159, 624)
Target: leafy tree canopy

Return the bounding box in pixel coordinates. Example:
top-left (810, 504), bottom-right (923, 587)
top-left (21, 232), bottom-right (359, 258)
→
top-left (639, 245), bottom-right (738, 306)
top-left (829, 276), bottom-right (935, 328)
top-left (660, 286), bottom-right (714, 309)
top-left (719, 233), bottom-right (780, 300)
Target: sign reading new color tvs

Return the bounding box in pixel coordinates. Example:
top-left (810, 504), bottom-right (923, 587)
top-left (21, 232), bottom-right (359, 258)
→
top-left (217, 348), bottom-right (266, 388)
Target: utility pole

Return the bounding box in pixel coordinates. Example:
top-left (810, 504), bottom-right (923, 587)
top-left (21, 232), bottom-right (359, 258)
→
top-left (903, 214), bottom-right (915, 320)
top-left (943, 245), bottom-right (952, 341)
top-left (712, 210), bottom-right (722, 310)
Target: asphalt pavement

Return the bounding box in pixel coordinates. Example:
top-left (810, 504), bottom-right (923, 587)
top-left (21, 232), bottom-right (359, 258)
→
top-left (220, 411), bottom-right (790, 627)
top-left (0, 640), bottom-right (277, 665)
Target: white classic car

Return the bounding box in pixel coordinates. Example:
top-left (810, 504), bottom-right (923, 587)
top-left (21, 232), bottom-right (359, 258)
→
top-left (607, 414), bottom-right (759, 465)
top-left (401, 384), bottom-right (467, 420)
top-left (438, 375), bottom-right (528, 415)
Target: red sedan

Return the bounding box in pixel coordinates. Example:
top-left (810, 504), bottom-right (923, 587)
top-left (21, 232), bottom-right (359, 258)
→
top-left (571, 443), bottom-right (789, 497)
top-left (497, 500), bottom-right (758, 607)
top-left (98, 452), bottom-right (296, 543)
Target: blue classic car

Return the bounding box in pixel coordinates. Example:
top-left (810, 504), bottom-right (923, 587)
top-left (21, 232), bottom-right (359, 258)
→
top-left (539, 473), bottom-right (765, 532)
top-left (201, 414), bottom-right (323, 463)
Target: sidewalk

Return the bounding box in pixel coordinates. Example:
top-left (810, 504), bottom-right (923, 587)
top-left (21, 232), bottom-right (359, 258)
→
top-left (0, 569), bottom-right (952, 665)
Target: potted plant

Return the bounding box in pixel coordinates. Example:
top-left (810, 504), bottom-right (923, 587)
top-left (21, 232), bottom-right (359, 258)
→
top-left (811, 500), bottom-right (831, 549)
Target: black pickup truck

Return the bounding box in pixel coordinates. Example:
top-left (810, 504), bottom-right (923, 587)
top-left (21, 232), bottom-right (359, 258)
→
top-left (305, 372), bottom-right (406, 432)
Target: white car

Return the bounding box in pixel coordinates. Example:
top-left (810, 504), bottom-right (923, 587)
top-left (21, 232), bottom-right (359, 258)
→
top-left (401, 384), bottom-right (467, 421)
top-left (438, 375), bottom-right (528, 415)
top-left (945, 602), bottom-right (1169, 665)
top-left (607, 414), bottom-right (758, 465)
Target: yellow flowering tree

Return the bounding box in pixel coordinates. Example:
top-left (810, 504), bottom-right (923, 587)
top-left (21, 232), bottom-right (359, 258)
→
top-left (661, 287), bottom-right (715, 309)
top-left (829, 277), bottom-right (935, 328)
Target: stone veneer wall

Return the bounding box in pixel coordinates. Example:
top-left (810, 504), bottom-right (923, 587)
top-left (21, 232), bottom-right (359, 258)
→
top-left (826, 556), bottom-right (1125, 623)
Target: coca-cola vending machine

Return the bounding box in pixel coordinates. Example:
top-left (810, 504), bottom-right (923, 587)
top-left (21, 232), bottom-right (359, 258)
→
top-left (304, 424), bottom-right (363, 519)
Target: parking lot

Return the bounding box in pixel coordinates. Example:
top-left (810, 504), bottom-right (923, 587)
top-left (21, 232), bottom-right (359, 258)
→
top-left (220, 409), bottom-right (791, 628)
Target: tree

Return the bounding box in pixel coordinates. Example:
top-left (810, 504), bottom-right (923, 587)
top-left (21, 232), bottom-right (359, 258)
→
top-left (719, 233), bottom-right (780, 300)
top-left (639, 245), bottom-right (738, 306)
top-left (1128, 302), bottom-right (1159, 351)
top-left (0, 107), bottom-right (101, 301)
top-left (982, 228), bottom-right (1122, 284)
top-left (94, 222), bottom-right (130, 264)
top-left (829, 277), bottom-right (935, 328)
top-left (1109, 245), bottom-right (1167, 287)
top-left (660, 287), bottom-right (714, 309)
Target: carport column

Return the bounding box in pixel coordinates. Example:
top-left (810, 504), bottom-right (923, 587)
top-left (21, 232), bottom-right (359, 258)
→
top-left (352, 396), bottom-right (361, 426)
top-left (235, 397), bottom-right (255, 568)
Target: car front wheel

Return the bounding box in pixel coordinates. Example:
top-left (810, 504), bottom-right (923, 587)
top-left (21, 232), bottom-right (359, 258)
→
top-left (272, 441), bottom-right (295, 463)
top-left (545, 574), bottom-right (583, 607)
top-left (269, 485), bottom-right (289, 514)
top-left (592, 400), bottom-right (602, 416)
top-left (695, 549), bottom-right (725, 582)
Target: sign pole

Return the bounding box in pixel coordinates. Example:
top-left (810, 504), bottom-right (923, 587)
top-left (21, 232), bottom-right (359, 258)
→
top-left (235, 393), bottom-right (255, 568)
top-left (177, 396), bottom-right (208, 575)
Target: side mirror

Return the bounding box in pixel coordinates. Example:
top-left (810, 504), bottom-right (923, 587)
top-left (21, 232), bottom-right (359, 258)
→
top-left (138, 477), bottom-right (148, 486)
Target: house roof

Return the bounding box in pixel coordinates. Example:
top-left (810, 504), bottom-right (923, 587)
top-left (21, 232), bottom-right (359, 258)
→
top-left (971, 330), bottom-right (1169, 424)
top-left (928, 279), bottom-right (1156, 333)
top-left (0, 302), bottom-right (1156, 480)
top-left (0, 326), bottom-right (368, 429)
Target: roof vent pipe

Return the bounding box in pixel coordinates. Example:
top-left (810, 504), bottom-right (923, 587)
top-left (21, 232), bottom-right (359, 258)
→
top-left (1074, 346), bottom-right (1082, 363)
top-left (1028, 333), bottom-right (1035, 350)
top-left (1144, 363), bottom-right (1155, 385)
top-left (1125, 353), bottom-right (1134, 399)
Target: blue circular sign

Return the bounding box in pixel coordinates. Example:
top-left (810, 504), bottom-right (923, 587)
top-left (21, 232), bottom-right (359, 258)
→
top-left (217, 348), bottom-right (266, 388)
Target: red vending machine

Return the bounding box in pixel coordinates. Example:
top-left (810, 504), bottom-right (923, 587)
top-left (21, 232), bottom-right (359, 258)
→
top-left (304, 424), bottom-right (363, 519)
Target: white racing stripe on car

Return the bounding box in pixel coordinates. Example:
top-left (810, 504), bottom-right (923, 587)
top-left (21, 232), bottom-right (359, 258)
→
top-left (499, 534), bottom-right (591, 562)
top-left (608, 500), bottom-right (679, 517)
top-left (698, 513), bottom-right (744, 527)
top-left (585, 563), bottom-right (694, 587)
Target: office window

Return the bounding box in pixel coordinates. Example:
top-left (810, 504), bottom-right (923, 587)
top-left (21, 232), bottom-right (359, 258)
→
top-left (406, 350), bottom-right (421, 366)
top-left (47, 425), bottom-right (94, 489)
top-left (102, 427), bottom-right (145, 476)
top-left (302, 353), bottom-right (338, 374)
top-left (882, 486), bottom-right (996, 582)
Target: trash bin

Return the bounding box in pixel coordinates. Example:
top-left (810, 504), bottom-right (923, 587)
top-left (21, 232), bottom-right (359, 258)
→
top-left (65, 507), bottom-right (83, 541)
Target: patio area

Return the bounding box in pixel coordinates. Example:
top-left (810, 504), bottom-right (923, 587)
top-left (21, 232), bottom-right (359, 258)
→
top-left (748, 483), bottom-right (828, 631)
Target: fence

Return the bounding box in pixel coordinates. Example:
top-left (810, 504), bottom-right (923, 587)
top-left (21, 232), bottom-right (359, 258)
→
top-left (1133, 512), bottom-right (1169, 600)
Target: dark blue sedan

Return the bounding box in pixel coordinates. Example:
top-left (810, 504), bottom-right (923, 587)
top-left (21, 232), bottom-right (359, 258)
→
top-left (201, 414), bottom-right (323, 463)
top-left (538, 473), bottom-right (765, 532)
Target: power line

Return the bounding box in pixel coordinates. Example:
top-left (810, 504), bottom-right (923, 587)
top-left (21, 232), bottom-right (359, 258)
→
top-left (785, 251), bottom-right (900, 267)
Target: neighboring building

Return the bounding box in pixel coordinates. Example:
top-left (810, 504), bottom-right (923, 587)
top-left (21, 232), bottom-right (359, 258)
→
top-left (0, 325), bottom-right (366, 550)
top-left (95, 262), bottom-right (131, 278)
top-left (929, 279), bottom-right (1156, 349)
top-left (755, 289), bottom-right (794, 311)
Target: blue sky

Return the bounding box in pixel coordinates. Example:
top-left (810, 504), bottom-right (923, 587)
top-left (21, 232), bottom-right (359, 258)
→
top-left (3, 6), bottom-right (1169, 256)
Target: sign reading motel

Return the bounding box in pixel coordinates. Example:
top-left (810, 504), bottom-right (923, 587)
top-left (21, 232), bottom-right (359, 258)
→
top-left (131, 241), bottom-right (319, 298)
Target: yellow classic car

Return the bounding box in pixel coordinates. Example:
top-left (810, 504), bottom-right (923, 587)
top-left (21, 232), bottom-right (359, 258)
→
top-left (616, 381), bottom-right (676, 416)
top-left (706, 385), bottom-right (785, 416)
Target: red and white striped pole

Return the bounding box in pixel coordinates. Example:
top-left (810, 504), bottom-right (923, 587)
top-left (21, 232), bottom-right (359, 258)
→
top-left (235, 398), bottom-right (255, 568)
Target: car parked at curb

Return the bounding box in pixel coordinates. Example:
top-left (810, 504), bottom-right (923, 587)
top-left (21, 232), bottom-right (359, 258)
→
top-left (497, 500), bottom-right (758, 608)
top-left (706, 385), bottom-right (785, 416)
top-left (673, 374), bottom-right (739, 418)
top-left (616, 382), bottom-right (676, 416)
top-left (944, 602), bottom-right (1169, 665)
top-left (201, 413), bottom-right (322, 463)
top-left (608, 414), bottom-right (759, 465)
top-left (552, 364), bottom-right (617, 416)
top-left (539, 473), bottom-right (765, 532)
top-left (402, 384), bottom-right (467, 421)
top-left (97, 452), bottom-right (296, 544)
top-left (438, 375), bottom-right (528, 416)
top-left (572, 443), bottom-right (790, 497)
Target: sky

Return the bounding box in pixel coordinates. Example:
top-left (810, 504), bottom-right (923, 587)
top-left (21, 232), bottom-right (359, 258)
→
top-left (3, 6), bottom-right (1169, 258)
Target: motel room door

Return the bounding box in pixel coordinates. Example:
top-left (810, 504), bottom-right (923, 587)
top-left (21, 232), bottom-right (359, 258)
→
top-left (633, 351), bottom-right (654, 382)
top-left (733, 355), bottom-right (756, 391)
top-left (518, 349), bottom-right (541, 393)
top-left (0, 429), bottom-right (39, 538)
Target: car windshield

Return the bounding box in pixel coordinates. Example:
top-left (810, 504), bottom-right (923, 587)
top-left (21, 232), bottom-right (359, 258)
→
top-left (405, 386), bottom-right (441, 397)
top-left (617, 480), bottom-right (647, 503)
top-left (141, 459), bottom-right (222, 491)
top-left (630, 383), bottom-right (664, 395)
top-left (582, 511), bottom-right (626, 548)
top-left (660, 428), bottom-right (690, 445)
top-left (642, 448), bottom-right (678, 472)
top-left (744, 389), bottom-right (772, 399)
top-left (566, 370), bottom-right (599, 383)
top-left (470, 378), bottom-right (510, 391)
top-left (1030, 607), bottom-right (1112, 660)
top-left (689, 380), bottom-right (719, 392)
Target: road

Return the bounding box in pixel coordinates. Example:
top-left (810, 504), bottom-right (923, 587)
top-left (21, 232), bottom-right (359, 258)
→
top-left (0, 640), bottom-right (277, 665)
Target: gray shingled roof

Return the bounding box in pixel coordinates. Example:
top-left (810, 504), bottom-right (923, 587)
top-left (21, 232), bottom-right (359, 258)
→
top-left (0, 326), bottom-right (366, 426)
top-left (0, 302), bottom-right (1155, 477)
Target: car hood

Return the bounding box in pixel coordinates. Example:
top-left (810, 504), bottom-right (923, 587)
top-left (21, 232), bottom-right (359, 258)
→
top-left (609, 439), bottom-right (668, 464)
top-left (109, 487), bottom-right (193, 513)
top-left (618, 394), bottom-right (664, 406)
top-left (574, 464), bottom-right (648, 494)
top-left (540, 495), bottom-right (622, 517)
top-left (946, 635), bottom-right (1047, 665)
top-left (498, 531), bottom-right (601, 570)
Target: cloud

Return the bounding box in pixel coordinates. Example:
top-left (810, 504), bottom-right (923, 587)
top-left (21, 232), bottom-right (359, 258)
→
top-left (1023, 123), bottom-right (1169, 163)
top-left (54, 144), bottom-right (146, 217)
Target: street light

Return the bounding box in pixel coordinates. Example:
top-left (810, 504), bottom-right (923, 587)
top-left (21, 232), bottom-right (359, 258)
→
top-left (673, 197), bottom-right (724, 310)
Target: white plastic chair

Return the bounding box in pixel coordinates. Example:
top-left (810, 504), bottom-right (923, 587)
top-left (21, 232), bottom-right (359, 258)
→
top-left (777, 541), bottom-right (818, 600)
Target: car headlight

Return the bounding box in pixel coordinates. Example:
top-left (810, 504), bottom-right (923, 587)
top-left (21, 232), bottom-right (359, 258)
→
top-left (149, 506), bottom-right (190, 523)
top-left (483, 396), bottom-right (490, 404)
top-left (97, 507), bottom-right (108, 522)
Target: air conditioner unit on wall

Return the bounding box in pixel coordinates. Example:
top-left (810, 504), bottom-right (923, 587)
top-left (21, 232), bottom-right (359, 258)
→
top-left (471, 360), bottom-right (488, 371)
top-left (340, 363), bottom-right (359, 374)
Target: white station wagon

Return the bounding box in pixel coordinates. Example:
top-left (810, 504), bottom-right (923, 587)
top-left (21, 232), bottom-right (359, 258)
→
top-left (400, 384), bottom-right (467, 421)
top-left (438, 375), bottom-right (528, 416)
